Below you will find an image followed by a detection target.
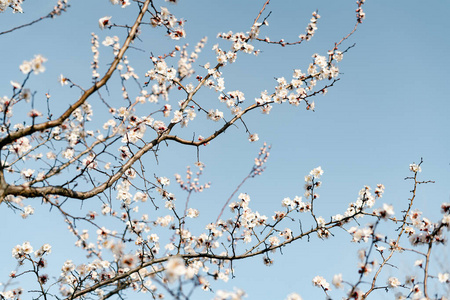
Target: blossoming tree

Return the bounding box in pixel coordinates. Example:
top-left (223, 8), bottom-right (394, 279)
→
top-left (0, 0), bottom-right (449, 299)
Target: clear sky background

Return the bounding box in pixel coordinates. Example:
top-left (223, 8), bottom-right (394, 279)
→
top-left (0, 0), bottom-right (449, 299)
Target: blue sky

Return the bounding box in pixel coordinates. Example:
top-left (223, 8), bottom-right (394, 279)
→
top-left (0, 0), bottom-right (449, 299)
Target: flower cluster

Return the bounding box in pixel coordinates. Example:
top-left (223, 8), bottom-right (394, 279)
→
top-left (19, 55), bottom-right (47, 74)
top-left (304, 166), bottom-right (323, 199)
top-left (253, 48), bottom-right (341, 113)
top-left (250, 142), bottom-right (270, 176)
top-left (216, 30), bottom-right (258, 57)
top-left (301, 11), bottom-right (320, 41)
top-left (214, 288), bottom-right (246, 300)
top-left (0, 0), bottom-right (23, 13)
top-left (11, 241), bottom-right (34, 261)
top-left (312, 275), bottom-right (331, 291)
top-left (150, 6), bottom-right (185, 40)
top-left (0, 288), bottom-right (23, 300)
top-left (356, 0), bottom-right (366, 23)
top-left (91, 33), bottom-right (100, 79)
top-left (174, 162), bottom-right (210, 193)
top-left (218, 90), bottom-right (245, 115)
top-left (110, 0), bottom-right (130, 8)
top-left (407, 206), bottom-right (449, 246)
